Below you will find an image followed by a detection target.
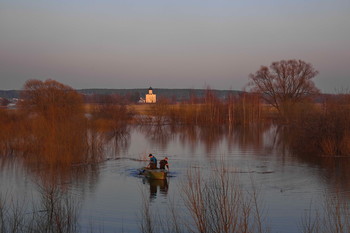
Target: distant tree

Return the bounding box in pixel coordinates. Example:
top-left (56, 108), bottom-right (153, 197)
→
top-left (249, 59), bottom-right (319, 118)
top-left (20, 79), bottom-right (83, 120)
top-left (126, 92), bottom-right (140, 104)
top-left (0, 97), bottom-right (10, 107)
top-left (19, 79), bottom-right (88, 164)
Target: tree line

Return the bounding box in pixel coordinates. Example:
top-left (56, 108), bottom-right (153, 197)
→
top-left (0, 59), bottom-right (349, 159)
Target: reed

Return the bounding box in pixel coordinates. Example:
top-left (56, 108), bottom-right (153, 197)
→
top-left (0, 184), bottom-right (80, 233)
top-left (301, 192), bottom-right (350, 233)
top-left (139, 190), bottom-right (155, 233)
top-left (181, 165), bottom-right (268, 233)
top-left (140, 163), bottom-right (269, 233)
top-left (288, 94), bottom-right (350, 157)
top-left (90, 104), bottom-right (134, 133)
top-left (146, 90), bottom-right (266, 127)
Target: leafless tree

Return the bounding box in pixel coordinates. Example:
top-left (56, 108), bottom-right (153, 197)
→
top-left (20, 79), bottom-right (83, 120)
top-left (249, 59), bottom-right (319, 119)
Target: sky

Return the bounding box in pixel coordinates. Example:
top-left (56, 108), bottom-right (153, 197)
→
top-left (0, 0), bottom-right (349, 93)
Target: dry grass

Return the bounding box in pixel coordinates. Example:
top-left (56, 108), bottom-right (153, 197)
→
top-left (301, 192), bottom-right (350, 233)
top-left (288, 94), bottom-right (350, 157)
top-left (132, 91), bottom-right (266, 127)
top-left (140, 163), bottom-right (269, 233)
top-left (129, 104), bottom-right (155, 116)
top-left (0, 183), bottom-right (80, 233)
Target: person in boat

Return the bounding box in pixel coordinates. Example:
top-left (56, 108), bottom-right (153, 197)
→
top-left (159, 157), bottom-right (169, 171)
top-left (148, 154), bottom-right (157, 169)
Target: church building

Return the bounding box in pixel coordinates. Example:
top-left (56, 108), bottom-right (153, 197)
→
top-left (145, 87), bottom-right (156, 103)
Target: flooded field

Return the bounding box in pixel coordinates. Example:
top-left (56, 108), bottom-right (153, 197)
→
top-left (1, 125), bottom-right (350, 232)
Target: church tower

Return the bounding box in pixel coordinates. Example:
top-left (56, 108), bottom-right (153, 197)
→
top-left (145, 87), bottom-right (156, 103)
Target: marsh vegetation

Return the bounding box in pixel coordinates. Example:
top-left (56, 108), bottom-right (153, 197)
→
top-left (0, 74), bottom-right (350, 232)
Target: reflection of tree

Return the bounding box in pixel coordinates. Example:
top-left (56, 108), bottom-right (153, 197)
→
top-left (136, 124), bottom-right (277, 156)
top-left (0, 178), bottom-right (81, 233)
top-left (138, 125), bottom-right (173, 150)
top-left (198, 126), bottom-right (225, 154)
top-left (231, 123), bottom-right (274, 154)
top-left (103, 127), bottom-right (131, 157)
top-left (273, 125), bottom-right (350, 196)
top-left (176, 125), bottom-right (273, 155)
top-left (319, 159), bottom-right (350, 198)
top-left (0, 79), bottom-right (104, 189)
top-left (178, 126), bottom-right (198, 154)
top-left (90, 103), bottom-right (134, 158)
top-left (177, 126), bottom-right (225, 154)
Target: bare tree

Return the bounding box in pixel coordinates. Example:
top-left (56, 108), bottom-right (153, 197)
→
top-left (249, 59), bottom-right (319, 119)
top-left (18, 79), bottom-right (93, 167)
top-left (20, 79), bottom-right (83, 120)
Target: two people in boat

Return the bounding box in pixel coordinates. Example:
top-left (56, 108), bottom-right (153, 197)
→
top-left (148, 154), bottom-right (169, 171)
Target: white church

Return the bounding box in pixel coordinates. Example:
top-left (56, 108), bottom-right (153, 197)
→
top-left (139, 87), bottom-right (156, 103)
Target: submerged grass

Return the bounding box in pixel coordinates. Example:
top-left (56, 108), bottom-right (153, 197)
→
top-left (0, 183), bottom-right (80, 233)
top-left (300, 192), bottom-right (350, 233)
top-left (140, 163), bottom-right (270, 233)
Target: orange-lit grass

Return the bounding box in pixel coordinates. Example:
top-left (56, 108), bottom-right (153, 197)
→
top-left (140, 163), bottom-right (269, 233)
top-left (289, 94), bottom-right (350, 157)
top-left (0, 182), bottom-right (80, 233)
top-left (142, 91), bottom-right (266, 126)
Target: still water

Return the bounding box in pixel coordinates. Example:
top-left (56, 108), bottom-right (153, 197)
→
top-left (1, 125), bottom-right (349, 232)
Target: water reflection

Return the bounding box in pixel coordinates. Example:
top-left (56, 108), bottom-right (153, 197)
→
top-left (3, 120), bottom-right (350, 198)
top-left (103, 126), bottom-right (131, 157)
top-left (137, 125), bottom-right (174, 150)
top-left (134, 124), bottom-right (350, 198)
top-left (137, 124), bottom-right (274, 155)
top-left (270, 125), bottom-right (350, 196)
top-left (3, 121), bottom-right (350, 232)
top-left (143, 177), bottom-right (169, 200)
top-left (0, 125), bottom-right (131, 190)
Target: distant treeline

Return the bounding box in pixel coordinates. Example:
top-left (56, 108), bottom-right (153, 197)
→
top-left (0, 88), bottom-right (333, 105)
top-left (1, 79), bottom-right (350, 158)
top-left (0, 90), bottom-right (21, 99)
top-left (0, 88), bottom-right (242, 102)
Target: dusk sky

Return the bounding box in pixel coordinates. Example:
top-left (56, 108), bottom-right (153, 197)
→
top-left (1, 0), bottom-right (349, 93)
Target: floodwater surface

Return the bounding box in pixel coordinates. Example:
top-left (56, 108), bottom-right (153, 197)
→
top-left (1, 125), bottom-right (349, 232)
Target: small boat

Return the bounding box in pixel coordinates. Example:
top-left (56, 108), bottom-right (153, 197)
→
top-left (139, 167), bottom-right (168, 180)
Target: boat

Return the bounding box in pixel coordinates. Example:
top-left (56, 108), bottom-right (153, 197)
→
top-left (139, 167), bottom-right (168, 180)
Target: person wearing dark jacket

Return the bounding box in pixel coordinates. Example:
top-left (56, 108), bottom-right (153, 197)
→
top-left (159, 157), bottom-right (169, 170)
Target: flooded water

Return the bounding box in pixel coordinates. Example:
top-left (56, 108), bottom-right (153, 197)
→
top-left (1, 125), bottom-right (350, 232)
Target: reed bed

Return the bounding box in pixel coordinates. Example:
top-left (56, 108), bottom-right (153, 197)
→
top-left (141, 90), bottom-right (266, 127)
top-left (140, 164), bottom-right (269, 233)
top-left (300, 191), bottom-right (350, 233)
top-left (0, 183), bottom-right (80, 233)
top-left (288, 94), bottom-right (350, 157)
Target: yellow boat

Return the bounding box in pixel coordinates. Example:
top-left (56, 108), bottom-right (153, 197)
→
top-left (139, 167), bottom-right (168, 180)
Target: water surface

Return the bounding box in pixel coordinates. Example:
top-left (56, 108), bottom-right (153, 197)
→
top-left (1, 125), bottom-right (349, 232)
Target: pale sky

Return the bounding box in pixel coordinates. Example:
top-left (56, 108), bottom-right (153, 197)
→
top-left (0, 0), bottom-right (349, 93)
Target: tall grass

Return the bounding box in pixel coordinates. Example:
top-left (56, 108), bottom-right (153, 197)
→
top-left (136, 89), bottom-right (265, 127)
top-left (140, 164), bottom-right (269, 233)
top-left (90, 104), bottom-right (134, 134)
top-left (0, 183), bottom-right (80, 233)
top-left (288, 94), bottom-right (350, 157)
top-left (137, 90), bottom-right (350, 158)
top-left (0, 80), bottom-right (110, 186)
top-left (301, 192), bottom-right (350, 233)
top-left (0, 109), bottom-right (29, 155)
top-left (181, 166), bottom-right (268, 233)
top-left (89, 103), bottom-right (134, 156)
